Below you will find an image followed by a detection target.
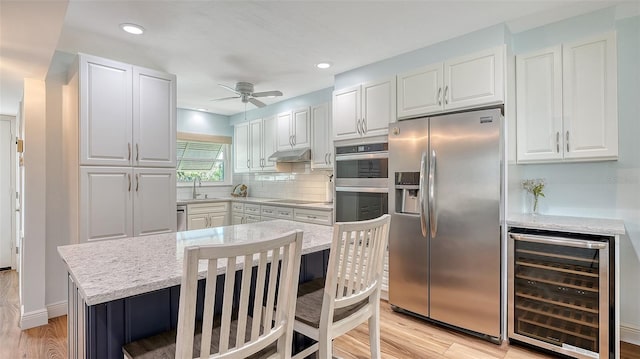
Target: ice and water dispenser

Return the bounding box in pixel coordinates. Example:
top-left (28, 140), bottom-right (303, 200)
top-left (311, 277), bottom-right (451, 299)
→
top-left (394, 172), bottom-right (420, 214)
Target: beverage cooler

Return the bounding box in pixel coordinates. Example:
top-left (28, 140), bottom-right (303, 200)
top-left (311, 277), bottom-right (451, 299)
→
top-left (508, 229), bottom-right (614, 359)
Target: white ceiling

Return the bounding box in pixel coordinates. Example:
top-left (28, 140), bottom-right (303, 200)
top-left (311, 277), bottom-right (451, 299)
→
top-left (0, 0), bottom-right (625, 117)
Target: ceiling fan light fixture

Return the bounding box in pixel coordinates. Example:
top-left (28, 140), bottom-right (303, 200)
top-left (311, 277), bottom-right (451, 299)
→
top-left (316, 62), bottom-right (332, 69)
top-left (120, 23), bottom-right (145, 35)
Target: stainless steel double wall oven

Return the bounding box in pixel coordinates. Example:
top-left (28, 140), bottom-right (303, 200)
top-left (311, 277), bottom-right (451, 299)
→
top-left (334, 142), bottom-right (388, 222)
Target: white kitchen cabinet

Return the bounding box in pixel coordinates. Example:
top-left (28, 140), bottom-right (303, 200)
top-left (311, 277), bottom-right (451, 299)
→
top-left (234, 122), bottom-right (250, 173)
top-left (79, 167), bottom-right (176, 242)
top-left (187, 202), bottom-right (230, 230)
top-left (276, 107), bottom-right (310, 151)
top-left (132, 168), bottom-right (177, 236)
top-left (516, 46), bottom-right (564, 162)
top-left (311, 102), bottom-right (333, 169)
top-left (396, 46), bottom-right (504, 119)
top-left (516, 33), bottom-right (617, 163)
top-left (397, 63), bottom-right (443, 118)
top-left (133, 67), bottom-right (176, 167)
top-left (249, 115), bottom-right (277, 172)
top-left (333, 77), bottom-right (395, 140)
top-left (562, 32), bottom-right (617, 160)
top-left (78, 54), bottom-right (176, 168)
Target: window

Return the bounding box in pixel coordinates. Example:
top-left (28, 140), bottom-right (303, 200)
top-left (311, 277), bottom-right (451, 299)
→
top-left (176, 133), bottom-right (232, 185)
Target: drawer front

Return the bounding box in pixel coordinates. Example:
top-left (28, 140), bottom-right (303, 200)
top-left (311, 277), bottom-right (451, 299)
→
top-left (293, 208), bottom-right (333, 226)
top-left (244, 203), bottom-right (261, 214)
top-left (231, 202), bottom-right (244, 213)
top-left (188, 202), bottom-right (229, 215)
top-left (245, 214), bottom-right (262, 223)
top-left (261, 205), bottom-right (294, 220)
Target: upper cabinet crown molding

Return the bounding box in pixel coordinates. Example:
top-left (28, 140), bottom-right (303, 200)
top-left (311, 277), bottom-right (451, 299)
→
top-left (516, 32), bottom-right (618, 164)
top-left (397, 46), bottom-right (504, 119)
top-left (333, 76), bottom-right (396, 141)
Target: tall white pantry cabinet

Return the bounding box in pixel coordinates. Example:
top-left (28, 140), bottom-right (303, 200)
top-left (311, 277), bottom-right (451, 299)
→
top-left (65, 54), bottom-right (177, 243)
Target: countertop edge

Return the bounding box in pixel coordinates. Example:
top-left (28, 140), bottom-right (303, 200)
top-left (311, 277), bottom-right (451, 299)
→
top-left (178, 197), bottom-right (333, 211)
top-left (506, 213), bottom-right (626, 236)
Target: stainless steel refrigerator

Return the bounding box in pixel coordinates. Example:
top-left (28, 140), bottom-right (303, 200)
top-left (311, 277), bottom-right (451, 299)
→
top-left (388, 107), bottom-right (502, 341)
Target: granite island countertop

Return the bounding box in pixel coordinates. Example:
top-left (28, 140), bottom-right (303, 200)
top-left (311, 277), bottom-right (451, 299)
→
top-left (507, 213), bottom-right (626, 236)
top-left (58, 220), bottom-right (333, 306)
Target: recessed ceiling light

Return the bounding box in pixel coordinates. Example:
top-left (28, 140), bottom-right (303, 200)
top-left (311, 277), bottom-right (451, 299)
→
top-left (316, 62), bottom-right (332, 69)
top-left (120, 23), bottom-right (145, 35)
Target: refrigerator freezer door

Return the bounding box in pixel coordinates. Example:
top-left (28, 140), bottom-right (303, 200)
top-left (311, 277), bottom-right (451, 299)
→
top-left (388, 118), bottom-right (430, 317)
top-left (428, 108), bottom-right (502, 338)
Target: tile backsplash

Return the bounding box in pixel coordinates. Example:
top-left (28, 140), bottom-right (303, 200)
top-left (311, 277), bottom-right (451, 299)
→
top-left (234, 164), bottom-right (333, 202)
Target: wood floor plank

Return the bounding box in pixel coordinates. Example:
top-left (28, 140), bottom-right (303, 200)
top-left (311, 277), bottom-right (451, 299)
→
top-left (1, 270), bottom-right (639, 358)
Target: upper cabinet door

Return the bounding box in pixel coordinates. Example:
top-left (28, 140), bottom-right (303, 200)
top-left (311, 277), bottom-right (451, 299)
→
top-left (133, 168), bottom-right (176, 237)
top-left (276, 110), bottom-right (293, 151)
top-left (516, 46), bottom-right (564, 163)
top-left (311, 102), bottom-right (332, 169)
top-left (79, 56), bottom-right (132, 166)
top-left (362, 77), bottom-right (396, 137)
top-left (397, 64), bottom-right (443, 119)
top-left (79, 166), bottom-right (132, 242)
top-left (333, 85), bottom-right (361, 140)
top-left (234, 123), bottom-right (250, 172)
top-left (133, 67), bottom-right (176, 168)
top-left (249, 119), bottom-right (263, 171)
top-left (563, 32), bottom-right (618, 160)
top-left (444, 46), bottom-right (504, 111)
top-left (292, 107), bottom-right (311, 149)
top-left (262, 115), bottom-right (277, 170)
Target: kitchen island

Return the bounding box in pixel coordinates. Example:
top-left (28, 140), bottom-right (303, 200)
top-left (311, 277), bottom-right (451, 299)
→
top-left (58, 220), bottom-right (333, 359)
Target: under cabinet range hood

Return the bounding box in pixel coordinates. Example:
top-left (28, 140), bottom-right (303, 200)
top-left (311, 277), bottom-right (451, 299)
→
top-left (268, 148), bottom-right (311, 162)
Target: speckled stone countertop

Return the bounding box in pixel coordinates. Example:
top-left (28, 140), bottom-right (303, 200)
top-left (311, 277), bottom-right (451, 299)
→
top-left (58, 220), bottom-right (333, 306)
top-left (177, 197), bottom-right (333, 211)
top-left (507, 213), bottom-right (626, 236)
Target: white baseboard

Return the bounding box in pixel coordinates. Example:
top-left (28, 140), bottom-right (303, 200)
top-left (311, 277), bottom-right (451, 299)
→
top-left (621, 322), bottom-right (640, 346)
top-left (47, 300), bottom-right (67, 319)
top-left (20, 307), bottom-right (48, 330)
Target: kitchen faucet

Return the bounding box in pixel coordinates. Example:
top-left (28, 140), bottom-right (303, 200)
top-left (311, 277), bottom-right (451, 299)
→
top-left (192, 178), bottom-right (201, 199)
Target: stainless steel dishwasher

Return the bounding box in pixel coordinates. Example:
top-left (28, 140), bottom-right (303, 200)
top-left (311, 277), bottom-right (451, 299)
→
top-left (177, 205), bottom-right (187, 232)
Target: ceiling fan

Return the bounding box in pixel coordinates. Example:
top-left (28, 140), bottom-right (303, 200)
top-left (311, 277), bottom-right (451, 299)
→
top-left (212, 82), bottom-right (283, 108)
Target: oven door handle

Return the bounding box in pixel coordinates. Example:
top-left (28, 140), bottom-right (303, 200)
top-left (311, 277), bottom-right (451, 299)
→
top-left (510, 233), bottom-right (607, 249)
top-left (334, 152), bottom-right (388, 161)
top-left (335, 186), bottom-right (388, 193)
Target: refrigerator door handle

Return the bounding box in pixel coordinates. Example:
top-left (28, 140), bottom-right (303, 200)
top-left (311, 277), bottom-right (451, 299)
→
top-left (429, 149), bottom-right (437, 238)
top-left (419, 151), bottom-right (428, 237)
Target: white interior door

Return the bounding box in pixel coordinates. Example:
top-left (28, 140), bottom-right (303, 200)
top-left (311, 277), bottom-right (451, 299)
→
top-left (0, 118), bottom-right (13, 268)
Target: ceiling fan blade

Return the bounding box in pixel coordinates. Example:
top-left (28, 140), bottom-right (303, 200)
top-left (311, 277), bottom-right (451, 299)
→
top-left (248, 98), bottom-right (266, 108)
top-left (251, 90), bottom-right (283, 98)
top-left (210, 96), bottom-right (241, 102)
top-left (218, 84), bottom-right (240, 95)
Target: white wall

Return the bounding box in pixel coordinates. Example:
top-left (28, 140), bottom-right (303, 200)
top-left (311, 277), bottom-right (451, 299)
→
top-left (177, 108), bottom-right (233, 136)
top-left (20, 78), bottom-right (48, 329)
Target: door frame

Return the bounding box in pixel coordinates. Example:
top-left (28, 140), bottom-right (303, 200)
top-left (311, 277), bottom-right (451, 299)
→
top-left (0, 115), bottom-right (17, 270)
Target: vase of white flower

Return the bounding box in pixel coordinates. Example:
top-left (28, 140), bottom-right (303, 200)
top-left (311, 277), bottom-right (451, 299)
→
top-left (522, 178), bottom-right (545, 215)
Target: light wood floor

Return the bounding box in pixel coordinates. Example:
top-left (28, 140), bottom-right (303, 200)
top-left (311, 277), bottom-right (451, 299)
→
top-left (1, 270), bottom-right (638, 358)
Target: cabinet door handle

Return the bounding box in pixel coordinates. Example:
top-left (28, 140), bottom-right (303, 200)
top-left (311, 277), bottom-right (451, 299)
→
top-left (362, 118), bottom-right (367, 134)
top-left (135, 174), bottom-right (139, 192)
top-left (328, 152), bottom-right (332, 164)
top-left (437, 87), bottom-right (442, 106)
top-left (356, 119), bottom-right (362, 135)
top-left (135, 143), bottom-right (139, 162)
top-left (292, 135), bottom-right (296, 146)
top-left (128, 143), bottom-right (131, 161)
top-left (444, 86), bottom-right (449, 105)
top-left (127, 173), bottom-right (131, 192)
top-left (324, 153), bottom-right (328, 164)
top-left (247, 159), bottom-right (250, 168)
top-left (556, 132), bottom-right (560, 153)
top-left (566, 131), bottom-right (570, 152)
